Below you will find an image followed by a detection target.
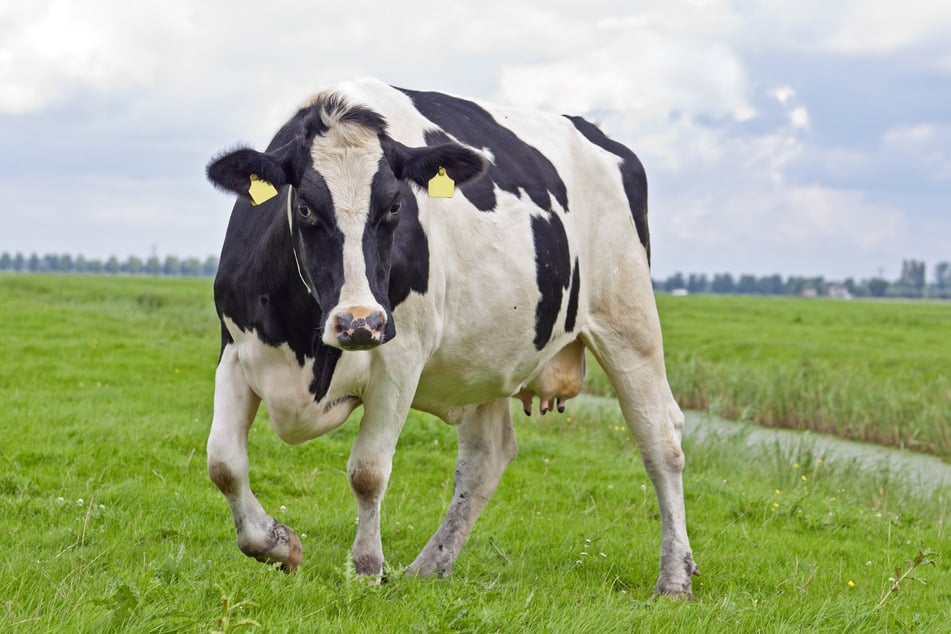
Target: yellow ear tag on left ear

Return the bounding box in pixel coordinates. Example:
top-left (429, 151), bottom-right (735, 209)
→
top-left (428, 167), bottom-right (455, 198)
top-left (248, 174), bottom-right (278, 206)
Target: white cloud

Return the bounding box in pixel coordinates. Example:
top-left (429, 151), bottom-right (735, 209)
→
top-left (773, 86), bottom-right (796, 105)
top-left (789, 106), bottom-right (810, 129)
top-left (1, 0), bottom-right (948, 280)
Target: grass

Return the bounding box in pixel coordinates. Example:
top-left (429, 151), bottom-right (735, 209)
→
top-left (1, 275), bottom-right (949, 632)
top-left (585, 294), bottom-right (951, 457)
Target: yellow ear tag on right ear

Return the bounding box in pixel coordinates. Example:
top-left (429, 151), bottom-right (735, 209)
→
top-left (248, 174), bottom-right (278, 206)
top-left (428, 167), bottom-right (455, 198)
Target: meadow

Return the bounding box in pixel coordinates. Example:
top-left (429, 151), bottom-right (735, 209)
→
top-left (589, 293), bottom-right (951, 458)
top-left (1, 275), bottom-right (948, 632)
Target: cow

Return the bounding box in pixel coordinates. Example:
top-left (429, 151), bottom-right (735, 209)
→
top-left (205, 78), bottom-right (698, 598)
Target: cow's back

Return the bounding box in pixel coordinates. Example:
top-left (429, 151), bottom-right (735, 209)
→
top-left (322, 80), bottom-right (651, 407)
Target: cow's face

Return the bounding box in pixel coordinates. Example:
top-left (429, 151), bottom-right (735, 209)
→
top-left (207, 95), bottom-right (486, 351)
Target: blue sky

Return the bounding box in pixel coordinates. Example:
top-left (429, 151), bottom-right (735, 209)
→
top-left (2, 1), bottom-right (949, 281)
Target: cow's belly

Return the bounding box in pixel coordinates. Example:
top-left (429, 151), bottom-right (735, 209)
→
top-left (223, 317), bottom-right (361, 444)
top-left (413, 327), bottom-right (584, 411)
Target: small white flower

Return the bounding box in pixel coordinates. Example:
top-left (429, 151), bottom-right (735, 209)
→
top-left (76, 498), bottom-right (84, 507)
top-left (866, 561), bottom-right (872, 566)
top-left (55, 497), bottom-right (65, 505)
top-left (599, 552), bottom-right (607, 558)
top-left (279, 505), bottom-right (287, 514)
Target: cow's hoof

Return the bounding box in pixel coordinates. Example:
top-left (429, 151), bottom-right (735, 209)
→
top-left (405, 558), bottom-right (451, 579)
top-left (240, 521), bottom-right (303, 572)
top-left (653, 587), bottom-right (695, 601)
top-left (653, 558), bottom-right (700, 600)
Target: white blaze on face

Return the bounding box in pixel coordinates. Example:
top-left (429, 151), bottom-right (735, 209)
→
top-left (309, 110), bottom-right (387, 345)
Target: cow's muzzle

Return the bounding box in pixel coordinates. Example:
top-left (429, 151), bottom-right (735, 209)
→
top-left (330, 308), bottom-right (387, 350)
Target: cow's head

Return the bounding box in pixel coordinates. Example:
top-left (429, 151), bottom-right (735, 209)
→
top-left (207, 94), bottom-right (487, 351)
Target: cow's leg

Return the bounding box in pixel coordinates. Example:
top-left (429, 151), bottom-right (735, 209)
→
top-left (206, 344), bottom-right (303, 570)
top-left (584, 323), bottom-right (699, 599)
top-left (407, 398), bottom-right (518, 577)
top-left (347, 399), bottom-right (411, 578)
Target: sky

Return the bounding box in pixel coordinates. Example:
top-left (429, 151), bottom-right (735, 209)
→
top-left (2, 0), bottom-right (949, 281)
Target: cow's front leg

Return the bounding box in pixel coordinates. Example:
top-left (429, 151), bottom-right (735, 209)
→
top-left (408, 398), bottom-right (518, 577)
top-left (347, 395), bottom-right (411, 577)
top-left (207, 344), bottom-right (303, 570)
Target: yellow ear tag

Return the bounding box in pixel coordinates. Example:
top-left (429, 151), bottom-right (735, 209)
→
top-left (248, 174), bottom-right (278, 206)
top-left (427, 167), bottom-right (455, 198)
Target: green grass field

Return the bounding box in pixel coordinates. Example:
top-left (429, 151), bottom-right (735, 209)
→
top-left (1, 275), bottom-right (949, 632)
top-left (586, 293), bottom-right (951, 457)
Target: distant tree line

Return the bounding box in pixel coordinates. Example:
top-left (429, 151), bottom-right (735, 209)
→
top-left (654, 259), bottom-right (951, 300)
top-left (0, 252), bottom-right (219, 277)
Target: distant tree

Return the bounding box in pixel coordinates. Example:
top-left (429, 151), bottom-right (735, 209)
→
top-left (104, 256), bottom-right (121, 274)
top-left (28, 253), bottom-right (41, 272)
top-left (935, 262), bottom-right (951, 289)
top-left (687, 273), bottom-right (708, 294)
top-left (900, 259), bottom-right (926, 292)
top-left (202, 255), bottom-right (219, 277)
top-left (58, 254), bottom-right (74, 273)
top-left (736, 274), bottom-right (756, 294)
top-left (43, 254), bottom-right (58, 272)
top-left (13, 253), bottom-right (25, 272)
top-left (0, 252), bottom-right (10, 271)
top-left (125, 255), bottom-right (144, 275)
top-left (868, 278), bottom-right (889, 297)
top-left (784, 277), bottom-right (804, 295)
top-left (145, 256), bottom-right (161, 275)
top-left (87, 259), bottom-right (103, 274)
top-left (181, 257), bottom-right (202, 276)
top-left (711, 273), bottom-right (735, 294)
top-left (75, 255), bottom-right (87, 273)
top-left (163, 255), bottom-right (181, 276)
top-left (758, 274), bottom-right (784, 295)
top-left (665, 272), bottom-right (686, 292)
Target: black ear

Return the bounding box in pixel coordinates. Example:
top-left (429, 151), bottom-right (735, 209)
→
top-left (385, 140), bottom-right (488, 189)
top-left (206, 146), bottom-right (290, 198)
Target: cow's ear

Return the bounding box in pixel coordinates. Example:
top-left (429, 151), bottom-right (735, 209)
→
top-left (206, 147), bottom-right (290, 198)
top-left (386, 140), bottom-right (488, 189)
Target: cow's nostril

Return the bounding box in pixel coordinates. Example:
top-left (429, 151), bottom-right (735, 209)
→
top-left (365, 311), bottom-right (386, 331)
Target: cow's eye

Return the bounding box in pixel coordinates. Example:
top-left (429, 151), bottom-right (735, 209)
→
top-left (382, 201), bottom-right (401, 226)
top-left (297, 202), bottom-right (314, 221)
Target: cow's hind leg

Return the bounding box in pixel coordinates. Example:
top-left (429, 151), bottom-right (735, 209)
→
top-left (206, 344), bottom-right (303, 570)
top-left (407, 398), bottom-right (517, 577)
top-left (584, 323), bottom-right (699, 599)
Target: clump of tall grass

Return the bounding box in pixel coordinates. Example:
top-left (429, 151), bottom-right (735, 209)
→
top-left (583, 353), bottom-right (951, 457)
top-left (665, 355), bottom-right (951, 456)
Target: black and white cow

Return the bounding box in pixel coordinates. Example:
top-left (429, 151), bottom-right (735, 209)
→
top-left (205, 79), bottom-right (698, 597)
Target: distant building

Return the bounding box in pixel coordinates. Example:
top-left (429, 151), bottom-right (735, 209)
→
top-left (827, 283), bottom-right (853, 300)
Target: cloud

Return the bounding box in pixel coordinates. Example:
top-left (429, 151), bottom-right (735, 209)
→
top-left (1, 0), bottom-right (949, 280)
top-left (495, 3), bottom-right (754, 128)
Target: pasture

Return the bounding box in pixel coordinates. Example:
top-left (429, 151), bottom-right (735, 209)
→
top-left (1, 275), bottom-right (948, 632)
top-left (590, 293), bottom-right (951, 457)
